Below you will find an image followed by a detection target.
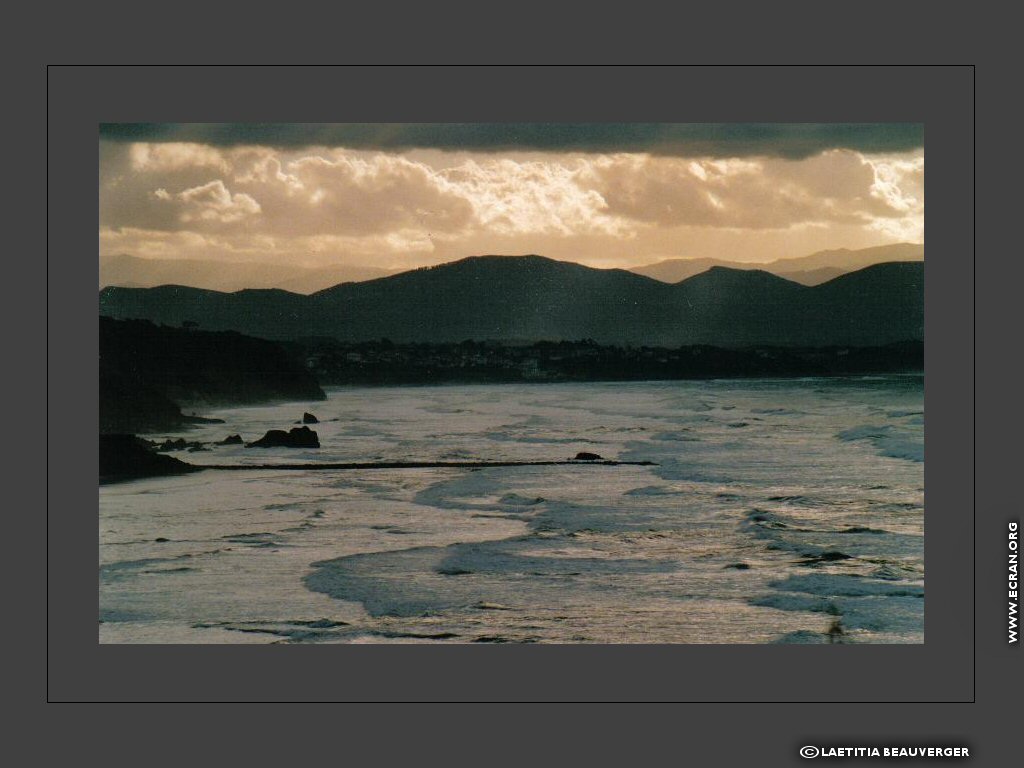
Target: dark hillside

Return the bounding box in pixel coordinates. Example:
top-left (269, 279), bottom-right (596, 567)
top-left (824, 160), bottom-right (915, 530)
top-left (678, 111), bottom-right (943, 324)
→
top-left (100, 317), bottom-right (324, 433)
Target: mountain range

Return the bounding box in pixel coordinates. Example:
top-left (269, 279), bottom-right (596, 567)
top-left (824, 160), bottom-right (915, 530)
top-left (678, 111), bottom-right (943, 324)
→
top-left (99, 254), bottom-right (924, 348)
top-left (629, 243), bottom-right (924, 285)
top-left (100, 253), bottom-right (393, 294)
top-left (100, 244), bottom-right (923, 293)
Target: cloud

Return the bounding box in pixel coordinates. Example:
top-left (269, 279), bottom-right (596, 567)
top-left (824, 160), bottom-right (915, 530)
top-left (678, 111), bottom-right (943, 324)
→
top-left (173, 180), bottom-right (262, 223)
top-left (99, 139), bottom-right (923, 271)
top-left (586, 149), bottom-right (924, 230)
top-left (105, 144), bottom-right (475, 236)
top-left (439, 158), bottom-right (628, 237)
top-left (261, 151), bottom-right (474, 235)
top-left (99, 226), bottom-right (438, 267)
top-left (99, 123), bottom-right (923, 160)
top-left (130, 142), bottom-right (231, 173)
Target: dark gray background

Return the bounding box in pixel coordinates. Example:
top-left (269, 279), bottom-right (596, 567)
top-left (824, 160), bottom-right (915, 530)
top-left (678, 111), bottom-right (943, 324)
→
top-left (42, 61), bottom-right (999, 760)
top-left (51, 66), bottom-right (969, 698)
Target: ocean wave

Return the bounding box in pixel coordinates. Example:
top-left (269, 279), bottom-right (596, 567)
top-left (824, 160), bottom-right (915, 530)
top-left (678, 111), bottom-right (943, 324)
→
top-left (837, 424), bottom-right (924, 462)
top-left (623, 485), bottom-right (684, 497)
top-left (770, 573), bottom-right (924, 598)
top-left (305, 538), bottom-right (679, 618)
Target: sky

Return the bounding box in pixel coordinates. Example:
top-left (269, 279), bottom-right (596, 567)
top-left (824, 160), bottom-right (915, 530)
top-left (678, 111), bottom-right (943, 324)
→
top-left (99, 123), bottom-right (924, 271)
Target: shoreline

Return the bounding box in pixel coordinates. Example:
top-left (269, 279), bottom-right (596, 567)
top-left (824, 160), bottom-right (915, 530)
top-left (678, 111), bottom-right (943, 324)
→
top-left (199, 459), bottom-right (658, 471)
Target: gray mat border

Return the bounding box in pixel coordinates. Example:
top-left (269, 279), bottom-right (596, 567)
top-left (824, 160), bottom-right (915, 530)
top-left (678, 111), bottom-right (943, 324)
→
top-left (48, 65), bottom-right (973, 703)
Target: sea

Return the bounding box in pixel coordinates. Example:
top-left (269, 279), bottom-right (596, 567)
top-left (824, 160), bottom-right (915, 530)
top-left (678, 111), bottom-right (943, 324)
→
top-left (99, 376), bottom-right (924, 644)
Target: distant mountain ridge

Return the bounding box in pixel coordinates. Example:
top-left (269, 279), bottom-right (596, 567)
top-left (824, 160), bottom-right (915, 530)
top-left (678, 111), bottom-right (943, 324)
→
top-left (101, 244), bottom-right (923, 293)
top-left (100, 253), bottom-right (393, 294)
top-left (631, 243), bottom-right (924, 285)
top-left (99, 255), bottom-right (923, 348)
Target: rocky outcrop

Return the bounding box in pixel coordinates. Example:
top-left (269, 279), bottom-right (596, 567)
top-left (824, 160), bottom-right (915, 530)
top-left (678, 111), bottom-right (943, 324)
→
top-left (247, 426), bottom-right (320, 448)
top-left (100, 435), bottom-right (199, 481)
top-left (302, 412), bottom-right (319, 424)
top-left (99, 317), bottom-right (325, 435)
top-left (99, 370), bottom-right (189, 434)
top-left (217, 434), bottom-right (243, 445)
top-left (573, 452), bottom-right (604, 461)
top-left (155, 438), bottom-right (207, 452)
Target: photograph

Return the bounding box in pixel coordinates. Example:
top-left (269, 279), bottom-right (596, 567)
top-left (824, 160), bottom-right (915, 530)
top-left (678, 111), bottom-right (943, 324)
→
top-left (39, 53), bottom-right (1010, 764)
top-left (97, 122), bottom-right (925, 645)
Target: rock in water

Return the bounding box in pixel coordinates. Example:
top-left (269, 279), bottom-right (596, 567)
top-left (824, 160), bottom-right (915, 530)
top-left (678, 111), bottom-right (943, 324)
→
top-left (155, 438), bottom-right (189, 452)
top-left (247, 426), bottom-right (320, 448)
top-left (573, 451), bottom-right (604, 461)
top-left (302, 412), bottom-right (319, 424)
top-left (217, 434), bottom-right (243, 445)
top-left (156, 438), bottom-right (206, 452)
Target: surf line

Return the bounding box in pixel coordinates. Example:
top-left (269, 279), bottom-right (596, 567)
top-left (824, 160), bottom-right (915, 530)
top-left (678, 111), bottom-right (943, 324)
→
top-left (200, 459), bottom-right (658, 471)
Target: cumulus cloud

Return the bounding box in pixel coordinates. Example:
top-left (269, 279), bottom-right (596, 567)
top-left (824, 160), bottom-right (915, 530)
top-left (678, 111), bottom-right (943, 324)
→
top-left (438, 158), bottom-right (628, 237)
top-left (130, 142), bottom-right (231, 173)
top-left (253, 151), bottom-right (474, 235)
top-left (173, 180), bottom-right (262, 223)
top-left (106, 144), bottom-right (475, 237)
top-left (99, 137), bottom-right (923, 270)
top-left (586, 150), bottom-right (923, 231)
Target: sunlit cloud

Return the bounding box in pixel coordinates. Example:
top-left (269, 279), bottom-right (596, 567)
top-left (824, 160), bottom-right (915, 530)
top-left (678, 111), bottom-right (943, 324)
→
top-left (172, 180), bottom-right (262, 223)
top-left (100, 136), bottom-right (923, 271)
top-left (130, 142), bottom-right (231, 173)
top-left (438, 158), bottom-right (630, 237)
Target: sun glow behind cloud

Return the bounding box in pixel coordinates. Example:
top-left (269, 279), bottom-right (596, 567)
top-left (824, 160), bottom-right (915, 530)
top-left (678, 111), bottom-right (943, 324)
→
top-left (100, 132), bottom-right (923, 271)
